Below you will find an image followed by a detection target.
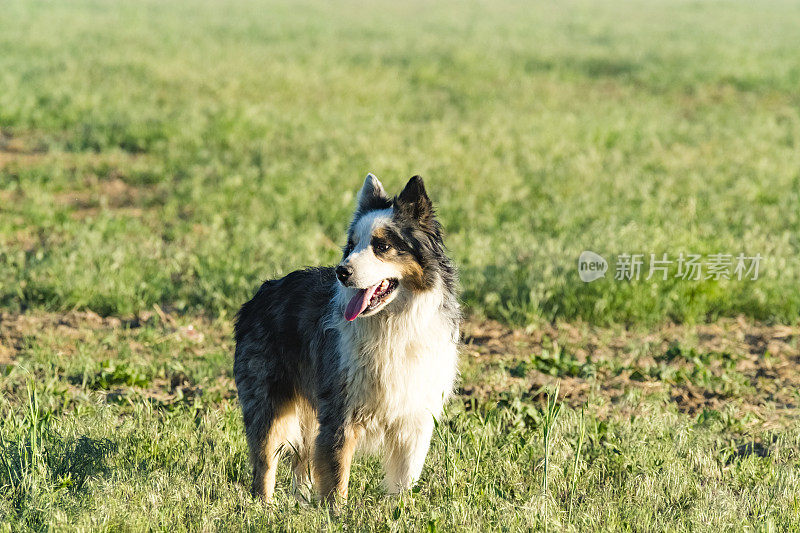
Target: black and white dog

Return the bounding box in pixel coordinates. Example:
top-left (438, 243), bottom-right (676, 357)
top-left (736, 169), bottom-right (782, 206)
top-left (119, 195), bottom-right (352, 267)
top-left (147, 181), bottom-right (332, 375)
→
top-left (234, 175), bottom-right (459, 504)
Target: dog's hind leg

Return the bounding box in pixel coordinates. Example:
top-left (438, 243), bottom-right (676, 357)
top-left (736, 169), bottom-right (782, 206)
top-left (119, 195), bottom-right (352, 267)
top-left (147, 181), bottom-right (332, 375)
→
top-left (291, 400), bottom-right (317, 504)
top-left (245, 401), bottom-right (296, 503)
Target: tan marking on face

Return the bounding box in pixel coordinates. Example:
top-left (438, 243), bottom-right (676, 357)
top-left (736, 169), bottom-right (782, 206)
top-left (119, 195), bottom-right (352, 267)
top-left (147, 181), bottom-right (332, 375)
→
top-left (395, 255), bottom-right (427, 292)
top-left (370, 227), bottom-right (432, 292)
top-left (370, 227), bottom-right (429, 292)
top-left (371, 227), bottom-right (389, 242)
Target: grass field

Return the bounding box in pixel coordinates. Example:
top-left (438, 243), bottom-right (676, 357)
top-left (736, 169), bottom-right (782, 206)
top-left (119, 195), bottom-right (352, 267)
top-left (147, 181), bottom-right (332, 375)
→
top-left (1, 0), bottom-right (800, 530)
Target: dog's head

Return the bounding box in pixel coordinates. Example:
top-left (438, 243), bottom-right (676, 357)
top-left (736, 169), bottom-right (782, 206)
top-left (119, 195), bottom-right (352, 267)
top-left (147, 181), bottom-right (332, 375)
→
top-left (336, 174), bottom-right (448, 321)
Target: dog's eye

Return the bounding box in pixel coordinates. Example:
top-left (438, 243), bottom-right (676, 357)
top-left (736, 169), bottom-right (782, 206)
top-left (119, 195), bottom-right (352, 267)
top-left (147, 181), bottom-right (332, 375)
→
top-left (372, 240), bottom-right (390, 254)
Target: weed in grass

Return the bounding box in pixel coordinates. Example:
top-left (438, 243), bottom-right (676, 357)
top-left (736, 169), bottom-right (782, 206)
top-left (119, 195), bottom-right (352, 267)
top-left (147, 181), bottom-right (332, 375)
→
top-left (79, 360), bottom-right (152, 390)
top-left (512, 348), bottom-right (596, 379)
top-left (567, 407), bottom-right (586, 526)
top-left (540, 383), bottom-right (562, 498)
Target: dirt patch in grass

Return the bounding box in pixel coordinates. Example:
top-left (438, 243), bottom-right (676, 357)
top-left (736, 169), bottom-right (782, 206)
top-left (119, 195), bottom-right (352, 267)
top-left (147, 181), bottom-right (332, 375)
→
top-left (2, 311), bottom-right (799, 419)
top-left (1, 132), bottom-right (159, 219)
top-left (53, 177), bottom-right (160, 219)
top-left (0, 132), bottom-right (148, 171)
top-left (461, 317), bottom-right (800, 419)
top-left (0, 132), bottom-right (49, 169)
top-left (0, 309), bottom-right (235, 406)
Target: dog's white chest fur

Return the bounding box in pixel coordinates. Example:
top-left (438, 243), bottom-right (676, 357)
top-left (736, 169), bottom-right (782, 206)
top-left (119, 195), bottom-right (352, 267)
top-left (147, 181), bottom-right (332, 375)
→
top-left (335, 288), bottom-right (458, 438)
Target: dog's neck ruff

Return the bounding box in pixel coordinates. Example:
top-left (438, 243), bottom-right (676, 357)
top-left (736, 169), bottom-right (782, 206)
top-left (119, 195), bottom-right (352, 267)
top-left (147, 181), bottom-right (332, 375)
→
top-left (330, 278), bottom-right (459, 426)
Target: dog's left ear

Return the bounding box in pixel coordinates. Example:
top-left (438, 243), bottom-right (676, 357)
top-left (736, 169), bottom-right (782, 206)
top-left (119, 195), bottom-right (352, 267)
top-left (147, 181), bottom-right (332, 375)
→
top-left (357, 173), bottom-right (389, 210)
top-left (395, 176), bottom-right (433, 223)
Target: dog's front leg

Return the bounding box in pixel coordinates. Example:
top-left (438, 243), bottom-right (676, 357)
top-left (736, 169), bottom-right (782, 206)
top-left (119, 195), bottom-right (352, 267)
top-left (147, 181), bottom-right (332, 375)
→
top-left (314, 422), bottom-right (359, 505)
top-left (383, 415), bottom-right (435, 494)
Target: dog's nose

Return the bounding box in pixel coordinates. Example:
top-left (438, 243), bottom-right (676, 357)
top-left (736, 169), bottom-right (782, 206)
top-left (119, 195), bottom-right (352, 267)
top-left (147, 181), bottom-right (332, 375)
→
top-left (335, 265), bottom-right (353, 284)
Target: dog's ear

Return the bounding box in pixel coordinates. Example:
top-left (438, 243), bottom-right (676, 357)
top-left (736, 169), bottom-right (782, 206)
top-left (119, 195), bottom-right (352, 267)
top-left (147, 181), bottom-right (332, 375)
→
top-left (395, 176), bottom-right (433, 223)
top-left (357, 173), bottom-right (389, 210)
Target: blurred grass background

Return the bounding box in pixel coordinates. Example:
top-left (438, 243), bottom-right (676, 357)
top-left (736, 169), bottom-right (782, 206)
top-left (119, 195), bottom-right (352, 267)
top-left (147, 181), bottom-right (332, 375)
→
top-left (1, 0), bottom-right (799, 325)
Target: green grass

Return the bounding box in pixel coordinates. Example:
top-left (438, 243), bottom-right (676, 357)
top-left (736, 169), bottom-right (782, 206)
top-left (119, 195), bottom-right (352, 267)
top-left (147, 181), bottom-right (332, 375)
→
top-left (2, 0), bottom-right (800, 530)
top-left (1, 0), bottom-right (799, 325)
top-left (5, 387), bottom-right (797, 531)
top-left (1, 315), bottom-right (799, 531)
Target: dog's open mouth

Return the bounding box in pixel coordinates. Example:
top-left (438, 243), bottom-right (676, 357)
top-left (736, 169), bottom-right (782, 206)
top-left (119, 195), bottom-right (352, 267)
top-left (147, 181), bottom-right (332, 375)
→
top-left (344, 279), bottom-right (399, 321)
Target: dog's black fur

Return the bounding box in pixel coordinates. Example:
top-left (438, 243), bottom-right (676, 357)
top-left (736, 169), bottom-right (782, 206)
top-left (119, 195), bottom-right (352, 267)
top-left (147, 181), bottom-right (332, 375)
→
top-left (234, 176), bottom-right (459, 504)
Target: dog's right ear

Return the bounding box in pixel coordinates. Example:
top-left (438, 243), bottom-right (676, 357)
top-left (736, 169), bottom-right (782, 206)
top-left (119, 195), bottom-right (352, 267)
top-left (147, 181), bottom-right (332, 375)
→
top-left (395, 175), bottom-right (433, 224)
top-left (357, 173), bottom-right (389, 210)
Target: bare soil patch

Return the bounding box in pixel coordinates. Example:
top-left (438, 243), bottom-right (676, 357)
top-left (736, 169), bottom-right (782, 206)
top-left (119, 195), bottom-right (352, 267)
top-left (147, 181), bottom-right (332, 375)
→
top-left (0, 309), bottom-right (235, 406)
top-left (1, 132), bottom-right (158, 219)
top-left (0, 132), bottom-right (48, 169)
top-left (462, 317), bottom-right (800, 419)
top-left (53, 177), bottom-right (160, 219)
top-left (2, 311), bottom-right (799, 419)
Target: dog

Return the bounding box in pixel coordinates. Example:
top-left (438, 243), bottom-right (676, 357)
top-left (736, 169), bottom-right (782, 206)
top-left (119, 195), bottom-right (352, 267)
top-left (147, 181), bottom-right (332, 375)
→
top-left (233, 174), bottom-right (460, 505)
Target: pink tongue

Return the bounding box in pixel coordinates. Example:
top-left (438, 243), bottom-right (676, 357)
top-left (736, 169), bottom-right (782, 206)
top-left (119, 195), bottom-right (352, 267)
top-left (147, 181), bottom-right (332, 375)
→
top-left (344, 285), bottom-right (378, 321)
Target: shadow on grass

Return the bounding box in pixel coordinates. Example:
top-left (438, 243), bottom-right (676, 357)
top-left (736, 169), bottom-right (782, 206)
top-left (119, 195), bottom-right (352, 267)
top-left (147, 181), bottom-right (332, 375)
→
top-left (1, 400), bottom-right (117, 526)
top-left (1, 430), bottom-right (116, 492)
